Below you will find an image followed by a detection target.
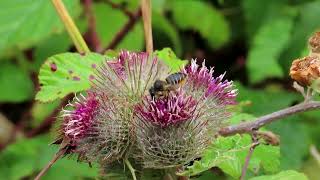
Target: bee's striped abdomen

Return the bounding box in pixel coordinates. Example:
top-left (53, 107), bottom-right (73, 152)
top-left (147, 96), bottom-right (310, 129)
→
top-left (165, 72), bottom-right (186, 85)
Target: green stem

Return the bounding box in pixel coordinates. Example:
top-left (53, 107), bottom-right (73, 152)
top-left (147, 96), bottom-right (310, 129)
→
top-left (124, 158), bottom-right (137, 180)
top-left (51, 0), bottom-right (90, 54)
top-left (141, 0), bottom-right (153, 54)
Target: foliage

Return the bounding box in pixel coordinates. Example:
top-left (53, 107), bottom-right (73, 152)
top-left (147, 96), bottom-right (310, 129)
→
top-left (170, 0), bottom-right (230, 49)
top-left (36, 48), bottom-right (186, 102)
top-left (0, 0), bottom-right (81, 58)
top-left (36, 53), bottom-right (107, 102)
top-left (179, 113), bottom-right (280, 178)
top-left (249, 170), bottom-right (308, 180)
top-left (93, 2), bottom-right (144, 50)
top-left (0, 136), bottom-right (98, 180)
top-left (0, 62), bottom-right (34, 102)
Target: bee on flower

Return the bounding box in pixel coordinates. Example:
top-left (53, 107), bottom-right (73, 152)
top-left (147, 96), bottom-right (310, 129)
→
top-left (55, 50), bottom-right (237, 171)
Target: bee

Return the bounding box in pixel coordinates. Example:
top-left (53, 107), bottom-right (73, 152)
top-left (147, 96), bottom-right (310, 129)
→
top-left (149, 72), bottom-right (187, 99)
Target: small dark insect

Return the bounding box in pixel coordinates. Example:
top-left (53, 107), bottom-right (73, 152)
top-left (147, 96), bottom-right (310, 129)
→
top-left (149, 72), bottom-right (187, 99)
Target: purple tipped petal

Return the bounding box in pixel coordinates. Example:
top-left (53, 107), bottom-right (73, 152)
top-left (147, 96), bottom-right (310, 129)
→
top-left (135, 91), bottom-right (197, 127)
top-left (184, 60), bottom-right (216, 88)
top-left (63, 92), bottom-right (98, 141)
top-left (106, 50), bottom-right (149, 78)
top-left (184, 60), bottom-right (237, 104)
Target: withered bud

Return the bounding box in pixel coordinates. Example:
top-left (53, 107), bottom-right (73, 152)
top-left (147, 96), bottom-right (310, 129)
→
top-left (309, 31), bottom-right (320, 53)
top-left (289, 55), bottom-right (320, 86)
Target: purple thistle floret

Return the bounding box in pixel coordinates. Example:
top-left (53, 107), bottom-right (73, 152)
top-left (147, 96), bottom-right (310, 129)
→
top-left (184, 60), bottom-right (237, 105)
top-left (136, 92), bottom-right (197, 127)
top-left (106, 51), bottom-right (148, 78)
top-left (62, 93), bottom-right (98, 141)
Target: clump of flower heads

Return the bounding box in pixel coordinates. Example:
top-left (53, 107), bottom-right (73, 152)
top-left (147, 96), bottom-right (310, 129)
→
top-left (55, 51), bottom-right (237, 170)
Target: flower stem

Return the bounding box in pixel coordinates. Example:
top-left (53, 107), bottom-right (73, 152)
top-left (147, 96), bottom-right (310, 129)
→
top-left (240, 133), bottom-right (260, 180)
top-left (141, 0), bottom-right (153, 54)
top-left (124, 158), bottom-right (137, 180)
top-left (51, 0), bottom-right (90, 54)
top-left (34, 148), bottom-right (66, 180)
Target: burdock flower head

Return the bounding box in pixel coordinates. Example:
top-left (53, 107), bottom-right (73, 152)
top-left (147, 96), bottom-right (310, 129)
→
top-left (57, 50), bottom-right (236, 170)
top-left (135, 60), bottom-right (237, 168)
top-left (58, 50), bottom-right (171, 164)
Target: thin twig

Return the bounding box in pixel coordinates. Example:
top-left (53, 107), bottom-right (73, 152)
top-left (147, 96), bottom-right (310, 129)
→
top-left (83, 0), bottom-right (101, 52)
top-left (124, 158), bottom-right (137, 180)
top-left (219, 101), bottom-right (320, 136)
top-left (141, 0), bottom-right (153, 54)
top-left (240, 133), bottom-right (260, 180)
top-left (99, 9), bottom-right (142, 53)
top-left (103, 0), bottom-right (135, 18)
top-left (34, 148), bottom-right (67, 180)
top-left (52, 0), bottom-right (90, 54)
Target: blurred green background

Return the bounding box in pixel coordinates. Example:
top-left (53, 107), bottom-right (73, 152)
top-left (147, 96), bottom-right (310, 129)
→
top-left (1, 0), bottom-right (320, 179)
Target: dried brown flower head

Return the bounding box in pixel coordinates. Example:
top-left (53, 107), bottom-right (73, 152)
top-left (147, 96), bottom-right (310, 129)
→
top-left (309, 31), bottom-right (320, 53)
top-left (289, 55), bottom-right (320, 86)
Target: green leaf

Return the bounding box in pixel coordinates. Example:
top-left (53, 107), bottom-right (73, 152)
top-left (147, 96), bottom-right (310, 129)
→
top-left (178, 133), bottom-right (280, 178)
top-left (249, 170), bottom-right (308, 180)
top-left (229, 113), bottom-right (256, 125)
top-left (36, 49), bottom-right (186, 102)
top-left (311, 78), bottom-right (320, 94)
top-left (93, 2), bottom-right (144, 51)
top-left (33, 33), bottom-right (72, 72)
top-left (0, 62), bottom-right (34, 102)
top-left (0, 136), bottom-right (98, 180)
top-left (247, 15), bottom-right (295, 83)
top-left (242, 0), bottom-right (289, 37)
top-left (0, 136), bottom-right (45, 180)
top-left (152, 12), bottom-right (182, 56)
top-left (170, 0), bottom-right (230, 49)
top-left (36, 53), bottom-right (106, 102)
top-left (235, 81), bottom-right (301, 116)
top-left (0, 0), bottom-right (81, 58)
top-left (31, 100), bottom-right (61, 127)
top-left (154, 48), bottom-right (188, 72)
top-left (179, 113), bottom-right (279, 178)
top-left (280, 1), bottom-right (320, 73)
top-left (268, 117), bottom-right (311, 170)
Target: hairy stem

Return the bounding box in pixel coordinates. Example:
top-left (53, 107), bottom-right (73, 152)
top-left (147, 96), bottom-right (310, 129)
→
top-left (219, 101), bottom-right (320, 136)
top-left (52, 0), bottom-right (90, 54)
top-left (141, 0), bottom-right (153, 54)
top-left (124, 158), bottom-right (137, 180)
